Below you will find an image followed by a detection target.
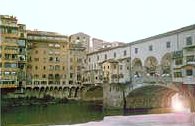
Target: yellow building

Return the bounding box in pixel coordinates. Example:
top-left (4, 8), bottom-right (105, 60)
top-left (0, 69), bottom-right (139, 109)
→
top-left (0, 15), bottom-right (27, 88)
top-left (27, 30), bottom-right (69, 86)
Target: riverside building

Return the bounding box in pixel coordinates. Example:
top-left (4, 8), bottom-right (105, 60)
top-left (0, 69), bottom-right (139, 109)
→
top-left (0, 15), bottom-right (27, 88)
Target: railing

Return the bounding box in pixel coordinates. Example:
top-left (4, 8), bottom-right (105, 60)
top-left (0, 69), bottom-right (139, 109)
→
top-left (4, 50), bottom-right (19, 54)
top-left (1, 76), bottom-right (17, 80)
top-left (0, 84), bottom-right (17, 88)
top-left (1, 33), bottom-right (19, 38)
top-left (132, 75), bottom-right (172, 85)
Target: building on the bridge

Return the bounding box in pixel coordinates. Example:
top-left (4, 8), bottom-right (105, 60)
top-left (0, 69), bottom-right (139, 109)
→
top-left (86, 24), bottom-right (195, 85)
top-left (0, 15), bottom-right (27, 88)
top-left (172, 33), bottom-right (195, 84)
top-left (84, 45), bottom-right (131, 85)
top-left (26, 30), bottom-right (69, 86)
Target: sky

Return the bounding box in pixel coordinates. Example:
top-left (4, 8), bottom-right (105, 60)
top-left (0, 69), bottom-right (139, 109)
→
top-left (0, 0), bottom-right (195, 43)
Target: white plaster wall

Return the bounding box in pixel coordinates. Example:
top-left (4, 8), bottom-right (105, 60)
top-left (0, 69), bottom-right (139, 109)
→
top-left (130, 34), bottom-right (178, 66)
top-left (178, 29), bottom-right (195, 50)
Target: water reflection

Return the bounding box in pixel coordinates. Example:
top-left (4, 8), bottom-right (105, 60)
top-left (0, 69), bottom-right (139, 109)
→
top-left (1, 102), bottom-right (193, 126)
top-left (1, 102), bottom-right (104, 126)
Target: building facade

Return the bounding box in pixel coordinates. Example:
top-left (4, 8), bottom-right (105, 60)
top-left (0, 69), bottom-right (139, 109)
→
top-left (92, 38), bottom-right (103, 52)
top-left (92, 38), bottom-right (126, 52)
top-left (1, 14), bottom-right (194, 90)
top-left (0, 15), bottom-right (27, 88)
top-left (69, 32), bottom-right (90, 53)
top-left (26, 30), bottom-right (68, 86)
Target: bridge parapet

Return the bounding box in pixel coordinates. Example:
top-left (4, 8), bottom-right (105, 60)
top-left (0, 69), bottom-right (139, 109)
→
top-left (132, 76), bottom-right (172, 85)
top-left (25, 84), bottom-right (81, 89)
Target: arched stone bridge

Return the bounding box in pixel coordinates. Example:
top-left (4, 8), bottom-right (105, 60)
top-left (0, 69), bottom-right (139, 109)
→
top-left (23, 84), bottom-right (103, 101)
top-left (103, 80), bottom-right (195, 112)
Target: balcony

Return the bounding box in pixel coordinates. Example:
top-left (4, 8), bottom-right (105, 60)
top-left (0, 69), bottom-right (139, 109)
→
top-left (1, 75), bottom-right (17, 80)
top-left (183, 44), bottom-right (195, 49)
top-left (2, 67), bottom-right (18, 71)
top-left (1, 22), bottom-right (18, 28)
top-left (4, 49), bottom-right (19, 54)
top-left (186, 61), bottom-right (195, 65)
top-left (1, 33), bottom-right (19, 38)
top-left (2, 42), bottom-right (18, 47)
top-left (172, 77), bottom-right (183, 83)
top-left (0, 83), bottom-right (17, 88)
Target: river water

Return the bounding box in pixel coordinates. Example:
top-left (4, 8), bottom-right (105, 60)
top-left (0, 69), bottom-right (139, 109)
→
top-left (1, 102), bottom-right (194, 126)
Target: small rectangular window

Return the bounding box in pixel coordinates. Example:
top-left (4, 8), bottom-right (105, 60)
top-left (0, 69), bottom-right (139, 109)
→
top-left (42, 74), bottom-right (46, 78)
top-left (105, 54), bottom-right (107, 60)
top-left (186, 55), bottom-right (194, 63)
top-left (120, 65), bottom-right (123, 70)
top-left (166, 41), bottom-right (171, 48)
top-left (114, 65), bottom-right (116, 69)
top-left (34, 58), bottom-right (39, 61)
top-left (186, 69), bottom-right (193, 76)
top-left (49, 65), bottom-right (54, 70)
top-left (135, 48), bottom-right (138, 54)
top-left (174, 72), bottom-right (182, 78)
top-left (55, 65), bottom-right (60, 70)
top-left (49, 57), bottom-right (53, 61)
top-left (186, 36), bottom-right (192, 45)
top-left (114, 52), bottom-right (116, 58)
top-left (175, 58), bottom-right (183, 65)
top-left (149, 45), bottom-right (153, 51)
top-left (124, 50), bottom-right (127, 56)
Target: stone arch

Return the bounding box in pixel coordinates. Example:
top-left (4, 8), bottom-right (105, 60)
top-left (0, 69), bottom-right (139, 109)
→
top-left (45, 87), bottom-right (49, 91)
top-left (40, 87), bottom-right (45, 92)
top-left (50, 87), bottom-right (54, 91)
top-left (26, 87), bottom-right (32, 91)
top-left (54, 86), bottom-right (58, 90)
top-left (33, 86), bottom-right (39, 91)
top-left (59, 87), bottom-right (62, 91)
top-left (84, 86), bottom-right (103, 100)
top-left (69, 87), bottom-right (76, 98)
top-left (144, 56), bottom-right (158, 75)
top-left (63, 87), bottom-right (69, 97)
top-left (161, 53), bottom-right (172, 75)
top-left (126, 84), bottom-right (179, 109)
top-left (132, 58), bottom-right (143, 77)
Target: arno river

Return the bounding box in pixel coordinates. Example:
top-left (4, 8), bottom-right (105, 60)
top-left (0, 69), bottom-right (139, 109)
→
top-left (1, 102), bottom-right (194, 126)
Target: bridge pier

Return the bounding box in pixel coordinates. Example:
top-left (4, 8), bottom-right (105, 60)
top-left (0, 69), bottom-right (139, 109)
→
top-left (189, 85), bottom-right (195, 112)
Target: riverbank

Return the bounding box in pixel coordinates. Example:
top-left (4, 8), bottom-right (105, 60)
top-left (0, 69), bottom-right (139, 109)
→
top-left (57, 113), bottom-right (194, 126)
